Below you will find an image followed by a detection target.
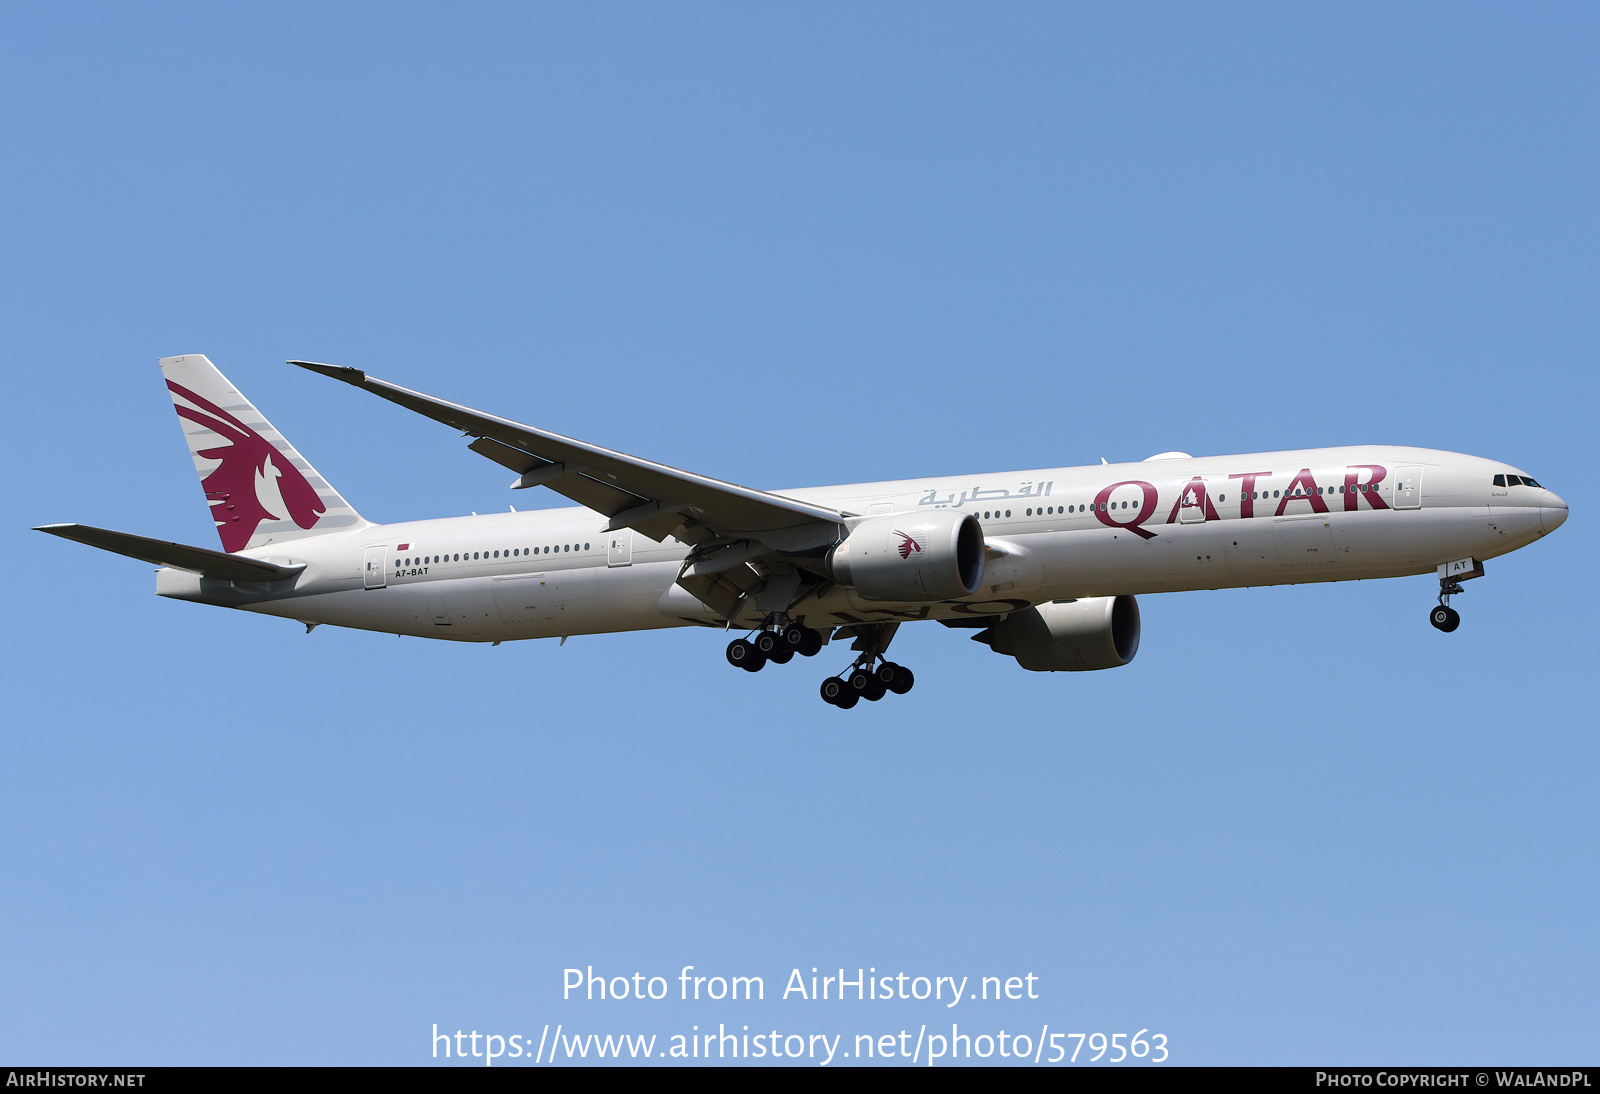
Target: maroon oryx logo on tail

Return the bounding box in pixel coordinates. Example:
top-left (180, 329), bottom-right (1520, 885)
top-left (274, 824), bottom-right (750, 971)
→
top-left (895, 531), bottom-right (923, 559)
top-left (168, 381), bottom-right (325, 552)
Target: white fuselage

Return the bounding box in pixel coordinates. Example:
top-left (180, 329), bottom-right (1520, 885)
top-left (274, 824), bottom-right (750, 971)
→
top-left (156, 445), bottom-right (1567, 642)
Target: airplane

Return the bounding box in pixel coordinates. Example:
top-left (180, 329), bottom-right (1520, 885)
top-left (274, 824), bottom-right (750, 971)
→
top-left (36, 355), bottom-right (1568, 709)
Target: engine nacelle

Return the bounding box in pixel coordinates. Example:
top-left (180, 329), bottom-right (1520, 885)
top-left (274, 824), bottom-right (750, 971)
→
top-left (982, 596), bottom-right (1140, 672)
top-left (826, 511), bottom-right (985, 602)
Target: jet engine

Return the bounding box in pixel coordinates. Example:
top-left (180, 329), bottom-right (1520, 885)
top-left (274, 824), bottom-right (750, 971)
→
top-left (977, 595), bottom-right (1140, 671)
top-left (826, 511), bottom-right (984, 602)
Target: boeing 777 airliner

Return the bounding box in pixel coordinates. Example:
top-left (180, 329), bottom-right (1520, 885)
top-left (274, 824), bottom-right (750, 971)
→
top-left (37, 355), bottom-right (1568, 708)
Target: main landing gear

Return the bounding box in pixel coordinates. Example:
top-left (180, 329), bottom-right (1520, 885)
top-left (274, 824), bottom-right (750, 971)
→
top-left (725, 621), bottom-right (824, 672)
top-left (1430, 576), bottom-right (1464, 633)
top-left (818, 620), bottom-right (913, 710)
top-left (725, 618), bottom-right (916, 709)
top-left (819, 658), bottom-right (915, 709)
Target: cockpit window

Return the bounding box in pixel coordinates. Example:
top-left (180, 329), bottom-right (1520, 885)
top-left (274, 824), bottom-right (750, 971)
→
top-left (1521, 476), bottom-right (1542, 488)
top-left (1493, 474), bottom-right (1506, 487)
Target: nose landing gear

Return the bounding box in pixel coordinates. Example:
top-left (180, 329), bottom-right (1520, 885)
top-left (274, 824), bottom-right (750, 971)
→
top-left (1430, 576), bottom-right (1464, 633)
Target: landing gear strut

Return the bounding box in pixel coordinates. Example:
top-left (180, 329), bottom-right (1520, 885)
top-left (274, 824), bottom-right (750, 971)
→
top-left (1430, 578), bottom-right (1463, 633)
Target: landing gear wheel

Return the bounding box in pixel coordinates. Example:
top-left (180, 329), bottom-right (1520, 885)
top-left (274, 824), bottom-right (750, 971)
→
top-left (820, 677), bottom-right (846, 705)
top-left (768, 648), bottom-right (794, 665)
top-left (835, 692), bottom-right (859, 709)
top-left (797, 628), bottom-right (823, 657)
top-left (1430, 605), bottom-right (1460, 633)
top-left (781, 623), bottom-right (809, 651)
top-left (726, 638), bottom-right (765, 671)
top-left (848, 668), bottom-right (874, 694)
top-left (879, 662), bottom-right (914, 695)
top-left (862, 677), bottom-right (887, 701)
top-left (753, 631), bottom-right (783, 657)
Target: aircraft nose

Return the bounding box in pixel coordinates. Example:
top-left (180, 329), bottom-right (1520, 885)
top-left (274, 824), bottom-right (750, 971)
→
top-left (1542, 492), bottom-right (1568, 534)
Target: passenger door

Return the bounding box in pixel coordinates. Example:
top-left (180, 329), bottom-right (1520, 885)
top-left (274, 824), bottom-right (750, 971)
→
top-left (1394, 467), bottom-right (1424, 510)
top-left (363, 545), bottom-right (388, 589)
top-left (607, 531), bottom-right (632, 567)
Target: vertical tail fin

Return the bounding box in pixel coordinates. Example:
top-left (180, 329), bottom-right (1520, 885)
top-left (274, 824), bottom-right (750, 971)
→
top-left (160, 354), bottom-right (367, 552)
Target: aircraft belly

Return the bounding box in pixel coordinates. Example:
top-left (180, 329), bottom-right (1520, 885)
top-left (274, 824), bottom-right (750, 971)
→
top-left (1376, 506), bottom-right (1501, 568)
top-left (1479, 507), bottom-right (1545, 557)
top-left (239, 586), bottom-right (473, 638)
top-left (519, 561), bottom-right (682, 637)
top-left (1272, 516), bottom-right (1338, 568)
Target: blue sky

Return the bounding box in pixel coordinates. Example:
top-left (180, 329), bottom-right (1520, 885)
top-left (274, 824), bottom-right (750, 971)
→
top-left (2, 2), bottom-right (1595, 1066)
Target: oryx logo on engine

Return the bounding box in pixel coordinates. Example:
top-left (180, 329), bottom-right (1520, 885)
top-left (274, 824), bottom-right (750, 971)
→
top-left (895, 531), bottom-right (923, 559)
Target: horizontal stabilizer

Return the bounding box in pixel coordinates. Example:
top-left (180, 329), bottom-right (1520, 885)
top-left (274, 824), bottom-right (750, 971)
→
top-left (34, 524), bottom-right (304, 582)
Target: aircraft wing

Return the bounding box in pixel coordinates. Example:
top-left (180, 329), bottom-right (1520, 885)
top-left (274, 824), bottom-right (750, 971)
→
top-left (291, 361), bottom-right (849, 546)
top-left (34, 524), bottom-right (305, 581)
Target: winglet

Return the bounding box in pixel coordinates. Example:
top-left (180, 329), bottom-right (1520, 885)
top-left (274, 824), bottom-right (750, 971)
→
top-left (289, 360), bottom-right (367, 384)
